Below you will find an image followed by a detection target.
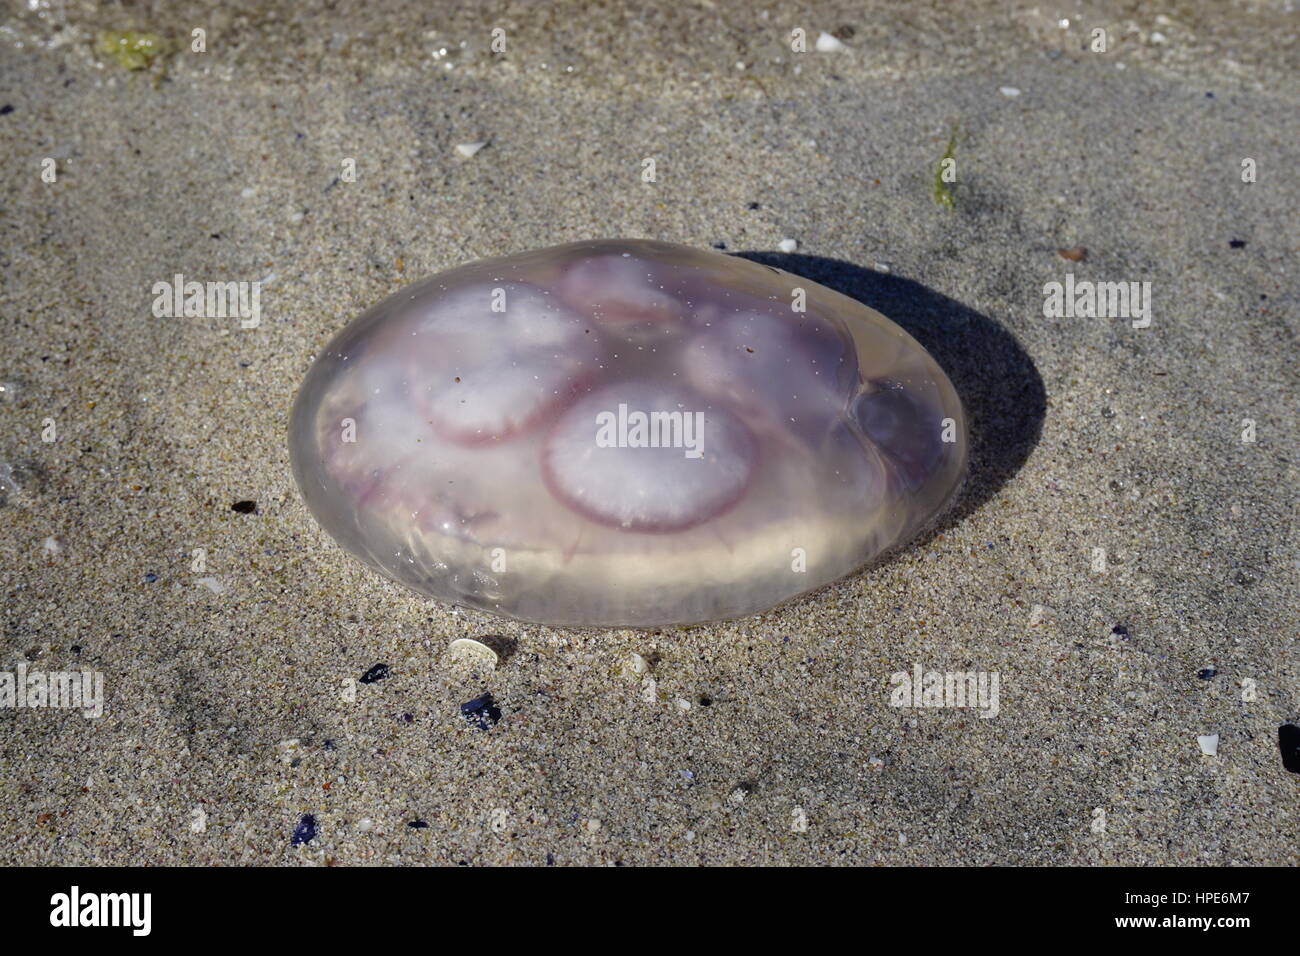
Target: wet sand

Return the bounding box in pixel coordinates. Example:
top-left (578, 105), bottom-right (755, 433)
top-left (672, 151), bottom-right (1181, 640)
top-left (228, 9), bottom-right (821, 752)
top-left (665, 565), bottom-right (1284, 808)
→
top-left (0, 1), bottom-right (1296, 865)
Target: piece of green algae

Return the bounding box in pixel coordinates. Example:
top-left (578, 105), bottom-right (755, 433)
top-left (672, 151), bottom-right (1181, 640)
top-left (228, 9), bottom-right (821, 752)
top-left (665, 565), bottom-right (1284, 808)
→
top-left (97, 31), bottom-right (168, 71)
top-left (932, 127), bottom-right (959, 209)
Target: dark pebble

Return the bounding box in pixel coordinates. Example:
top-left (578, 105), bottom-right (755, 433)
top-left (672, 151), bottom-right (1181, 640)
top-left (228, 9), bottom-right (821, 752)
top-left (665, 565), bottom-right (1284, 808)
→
top-left (747, 201), bottom-right (760, 210)
top-left (144, 572), bottom-right (158, 583)
top-left (1279, 724), bottom-right (1300, 774)
top-left (408, 820), bottom-right (429, 829)
top-left (359, 662), bottom-right (389, 684)
top-left (1111, 625), bottom-right (1129, 638)
top-left (1197, 668), bottom-right (1217, 680)
top-left (0, 104), bottom-right (13, 115)
top-left (460, 693), bottom-right (501, 730)
top-left (291, 814), bottom-right (317, 846)
top-left (231, 500), bottom-right (258, 514)
top-left (1229, 239), bottom-right (1246, 249)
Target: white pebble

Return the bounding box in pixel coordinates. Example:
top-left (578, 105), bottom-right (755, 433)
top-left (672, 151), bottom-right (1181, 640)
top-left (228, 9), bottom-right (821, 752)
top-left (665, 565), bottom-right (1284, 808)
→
top-left (640, 676), bottom-right (658, 703)
top-left (621, 652), bottom-right (648, 677)
top-left (1150, 31), bottom-right (1167, 44)
top-left (455, 141), bottom-right (487, 158)
top-left (42, 536), bottom-right (62, 555)
top-left (1197, 734), bottom-right (1219, 756)
top-left (999, 86), bottom-right (1021, 98)
top-left (777, 238), bottom-right (798, 253)
top-left (195, 576), bottom-right (227, 595)
top-left (674, 697), bottom-right (691, 713)
top-left (446, 637), bottom-right (498, 670)
top-left (815, 32), bottom-right (846, 52)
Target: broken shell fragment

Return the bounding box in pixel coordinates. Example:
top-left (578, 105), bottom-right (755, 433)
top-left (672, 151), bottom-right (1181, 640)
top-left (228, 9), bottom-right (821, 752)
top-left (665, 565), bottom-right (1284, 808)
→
top-left (289, 239), bottom-right (966, 626)
top-left (445, 638), bottom-right (499, 671)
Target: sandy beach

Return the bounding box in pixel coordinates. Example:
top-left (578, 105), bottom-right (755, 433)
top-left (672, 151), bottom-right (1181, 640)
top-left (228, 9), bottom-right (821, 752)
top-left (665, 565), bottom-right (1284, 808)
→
top-left (0, 0), bottom-right (1296, 865)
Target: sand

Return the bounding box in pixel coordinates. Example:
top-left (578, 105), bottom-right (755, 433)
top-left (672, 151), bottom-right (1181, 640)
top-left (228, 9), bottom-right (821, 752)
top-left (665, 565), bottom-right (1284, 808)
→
top-left (0, 0), bottom-right (1296, 865)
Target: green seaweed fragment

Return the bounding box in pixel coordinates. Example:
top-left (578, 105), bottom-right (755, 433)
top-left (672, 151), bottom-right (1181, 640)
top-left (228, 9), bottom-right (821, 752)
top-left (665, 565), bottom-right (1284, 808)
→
top-left (932, 127), bottom-right (959, 210)
top-left (97, 31), bottom-right (168, 71)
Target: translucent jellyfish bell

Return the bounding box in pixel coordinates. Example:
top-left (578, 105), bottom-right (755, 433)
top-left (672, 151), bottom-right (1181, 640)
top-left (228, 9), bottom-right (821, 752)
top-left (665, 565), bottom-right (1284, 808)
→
top-left (289, 239), bottom-right (966, 626)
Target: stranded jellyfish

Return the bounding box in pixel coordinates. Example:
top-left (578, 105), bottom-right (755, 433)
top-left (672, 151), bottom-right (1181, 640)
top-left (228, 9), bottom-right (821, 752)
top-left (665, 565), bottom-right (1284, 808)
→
top-left (289, 239), bottom-right (965, 626)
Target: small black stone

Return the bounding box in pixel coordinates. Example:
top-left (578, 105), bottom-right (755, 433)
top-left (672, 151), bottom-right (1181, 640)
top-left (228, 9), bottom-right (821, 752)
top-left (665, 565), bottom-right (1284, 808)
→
top-left (1111, 625), bottom-right (1130, 638)
top-left (1279, 724), bottom-right (1300, 774)
top-left (144, 572), bottom-right (158, 583)
top-left (712, 241), bottom-right (727, 250)
top-left (1197, 668), bottom-right (1217, 680)
top-left (0, 104), bottom-right (13, 115)
top-left (460, 693), bottom-right (501, 730)
top-left (408, 820), bottom-right (429, 829)
top-left (1229, 239), bottom-right (1246, 249)
top-left (231, 500), bottom-right (258, 514)
top-left (359, 662), bottom-right (389, 684)
top-left (747, 201), bottom-right (760, 210)
top-left (291, 814), bottom-right (317, 846)
top-left (699, 695), bottom-right (713, 706)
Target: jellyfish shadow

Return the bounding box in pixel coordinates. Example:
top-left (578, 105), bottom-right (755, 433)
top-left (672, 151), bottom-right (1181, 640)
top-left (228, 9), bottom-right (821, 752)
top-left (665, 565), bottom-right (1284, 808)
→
top-left (735, 251), bottom-right (1045, 534)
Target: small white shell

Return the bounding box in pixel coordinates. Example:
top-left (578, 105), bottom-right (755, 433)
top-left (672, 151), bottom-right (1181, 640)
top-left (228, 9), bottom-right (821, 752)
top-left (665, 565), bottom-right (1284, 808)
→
top-left (446, 638), bottom-right (499, 670)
